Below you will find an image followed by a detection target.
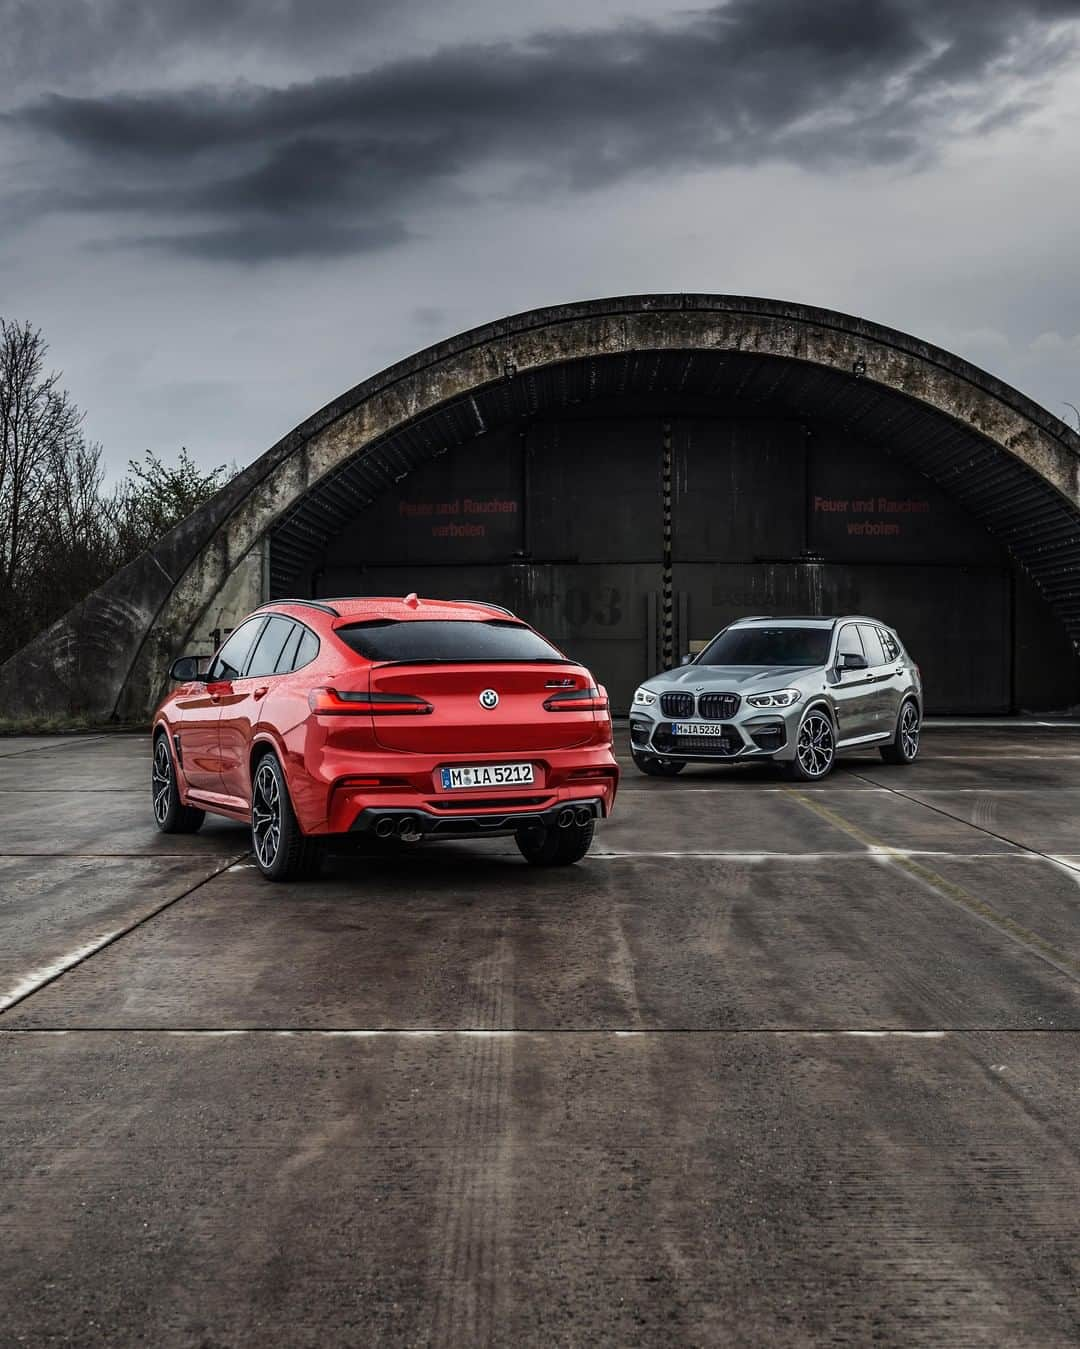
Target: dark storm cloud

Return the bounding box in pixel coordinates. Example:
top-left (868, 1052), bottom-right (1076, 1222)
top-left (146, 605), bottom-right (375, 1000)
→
top-left (0, 0), bottom-right (399, 93)
top-left (11, 0), bottom-right (1080, 262)
top-left (105, 218), bottom-right (411, 263)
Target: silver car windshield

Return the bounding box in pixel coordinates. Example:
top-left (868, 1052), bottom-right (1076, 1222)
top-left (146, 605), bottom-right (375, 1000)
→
top-left (696, 626), bottom-right (832, 666)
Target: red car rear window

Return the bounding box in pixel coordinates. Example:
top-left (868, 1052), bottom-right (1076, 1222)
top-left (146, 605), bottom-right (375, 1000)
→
top-left (336, 619), bottom-right (568, 663)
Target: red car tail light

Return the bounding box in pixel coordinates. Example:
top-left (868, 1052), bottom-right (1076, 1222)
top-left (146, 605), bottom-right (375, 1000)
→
top-left (543, 686), bottom-right (608, 712)
top-left (308, 688), bottom-right (434, 715)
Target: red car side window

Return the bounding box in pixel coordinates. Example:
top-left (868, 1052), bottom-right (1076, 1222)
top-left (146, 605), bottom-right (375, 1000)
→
top-left (293, 629), bottom-right (319, 670)
top-left (247, 616), bottom-right (297, 678)
top-left (208, 618), bottom-right (265, 681)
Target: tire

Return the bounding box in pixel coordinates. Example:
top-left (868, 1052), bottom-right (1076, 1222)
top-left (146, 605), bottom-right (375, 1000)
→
top-left (783, 709), bottom-right (836, 781)
top-left (631, 750), bottom-right (686, 778)
top-left (152, 733), bottom-right (205, 834)
top-left (880, 698), bottom-right (921, 764)
top-left (516, 817), bottom-right (596, 866)
top-left (251, 752), bottom-right (323, 881)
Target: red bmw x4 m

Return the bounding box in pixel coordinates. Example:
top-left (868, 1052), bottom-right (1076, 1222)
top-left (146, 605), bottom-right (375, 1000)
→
top-left (151, 595), bottom-right (619, 880)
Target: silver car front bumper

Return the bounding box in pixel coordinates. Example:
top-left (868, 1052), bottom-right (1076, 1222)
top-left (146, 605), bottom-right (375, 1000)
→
top-left (629, 701), bottom-right (803, 762)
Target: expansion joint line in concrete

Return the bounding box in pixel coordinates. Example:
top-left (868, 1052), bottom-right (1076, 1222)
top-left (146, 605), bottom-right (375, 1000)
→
top-left (0, 850), bottom-right (250, 1017)
top-left (3, 1027), bottom-right (1078, 1037)
top-left (0, 736), bottom-right (110, 759)
top-left (784, 786), bottom-right (1080, 987)
top-left (846, 768), bottom-right (1080, 877)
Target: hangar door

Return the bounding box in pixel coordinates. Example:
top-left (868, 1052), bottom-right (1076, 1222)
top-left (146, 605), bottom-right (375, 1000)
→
top-left (315, 419), bottom-right (668, 713)
top-left (309, 416), bottom-right (1013, 714)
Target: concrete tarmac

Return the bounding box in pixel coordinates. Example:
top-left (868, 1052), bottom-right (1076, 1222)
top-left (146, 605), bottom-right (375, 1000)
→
top-left (1, 728), bottom-right (1079, 1346)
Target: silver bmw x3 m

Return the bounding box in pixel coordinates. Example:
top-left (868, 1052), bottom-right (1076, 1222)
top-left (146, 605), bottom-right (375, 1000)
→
top-left (630, 615), bottom-right (922, 781)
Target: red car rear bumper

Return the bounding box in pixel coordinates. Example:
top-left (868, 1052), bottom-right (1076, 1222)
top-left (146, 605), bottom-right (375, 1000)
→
top-left (311, 744), bottom-right (619, 836)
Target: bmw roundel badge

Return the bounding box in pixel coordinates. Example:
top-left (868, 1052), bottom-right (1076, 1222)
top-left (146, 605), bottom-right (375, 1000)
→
top-left (479, 689), bottom-right (499, 709)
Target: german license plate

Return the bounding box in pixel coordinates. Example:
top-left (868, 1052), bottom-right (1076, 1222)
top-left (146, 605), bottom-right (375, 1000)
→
top-left (440, 763), bottom-right (535, 789)
top-left (673, 722), bottom-right (728, 736)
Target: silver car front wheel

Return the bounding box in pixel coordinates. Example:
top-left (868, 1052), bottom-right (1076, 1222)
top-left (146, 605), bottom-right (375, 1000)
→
top-left (785, 710), bottom-right (836, 781)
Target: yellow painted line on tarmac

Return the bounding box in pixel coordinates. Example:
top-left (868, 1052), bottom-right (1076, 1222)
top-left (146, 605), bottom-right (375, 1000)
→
top-left (784, 788), bottom-right (1080, 985)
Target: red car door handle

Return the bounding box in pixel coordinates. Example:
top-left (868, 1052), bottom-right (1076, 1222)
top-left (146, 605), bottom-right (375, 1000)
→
top-left (253, 686), bottom-right (270, 700)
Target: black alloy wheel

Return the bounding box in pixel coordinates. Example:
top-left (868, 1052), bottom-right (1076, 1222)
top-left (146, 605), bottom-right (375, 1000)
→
top-left (784, 710), bottom-right (836, 781)
top-left (251, 753), bottom-right (323, 881)
top-left (881, 699), bottom-right (921, 764)
top-left (152, 734), bottom-right (205, 834)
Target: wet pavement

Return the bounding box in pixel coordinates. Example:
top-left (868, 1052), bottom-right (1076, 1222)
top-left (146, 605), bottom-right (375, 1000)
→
top-left (1, 728), bottom-right (1079, 1345)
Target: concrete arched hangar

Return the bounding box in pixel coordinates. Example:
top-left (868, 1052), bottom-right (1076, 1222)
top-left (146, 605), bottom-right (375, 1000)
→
top-left (5, 294), bottom-right (1080, 720)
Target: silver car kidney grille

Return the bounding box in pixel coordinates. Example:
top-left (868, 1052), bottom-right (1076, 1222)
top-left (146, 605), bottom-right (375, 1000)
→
top-left (698, 692), bottom-right (740, 719)
top-left (659, 692), bottom-right (694, 718)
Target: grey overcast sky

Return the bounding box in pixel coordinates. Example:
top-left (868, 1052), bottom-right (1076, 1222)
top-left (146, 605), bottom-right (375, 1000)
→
top-left (3, 0), bottom-right (1080, 476)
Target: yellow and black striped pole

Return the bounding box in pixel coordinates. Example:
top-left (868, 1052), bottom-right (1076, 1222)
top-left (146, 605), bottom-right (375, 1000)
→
top-left (662, 421), bottom-right (674, 668)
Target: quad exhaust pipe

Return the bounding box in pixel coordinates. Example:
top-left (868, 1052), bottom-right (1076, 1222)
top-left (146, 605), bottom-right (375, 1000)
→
top-left (555, 806), bottom-right (593, 829)
top-left (363, 800), bottom-right (597, 839)
top-left (373, 814), bottom-right (424, 841)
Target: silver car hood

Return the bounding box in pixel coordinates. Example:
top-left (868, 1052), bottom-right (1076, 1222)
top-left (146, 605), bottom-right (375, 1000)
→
top-left (643, 664), bottom-right (817, 691)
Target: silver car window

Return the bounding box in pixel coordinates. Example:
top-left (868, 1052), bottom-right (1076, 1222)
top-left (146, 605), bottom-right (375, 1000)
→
top-left (836, 625), bottom-right (865, 662)
top-left (858, 625), bottom-right (888, 668)
top-left (696, 626), bottom-right (832, 666)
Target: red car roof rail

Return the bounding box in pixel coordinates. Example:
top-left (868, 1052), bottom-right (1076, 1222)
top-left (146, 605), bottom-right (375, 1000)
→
top-left (258, 597), bottom-right (341, 617)
top-left (447, 599), bottom-right (516, 617)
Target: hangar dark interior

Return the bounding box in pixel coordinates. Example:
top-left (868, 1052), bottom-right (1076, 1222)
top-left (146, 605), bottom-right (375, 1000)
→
top-left (268, 351), bottom-right (1080, 716)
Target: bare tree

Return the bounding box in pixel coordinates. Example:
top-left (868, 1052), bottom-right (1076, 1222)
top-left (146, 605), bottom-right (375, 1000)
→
top-left (35, 437), bottom-right (117, 622)
top-left (0, 320), bottom-right (85, 599)
top-left (0, 319), bottom-right (234, 666)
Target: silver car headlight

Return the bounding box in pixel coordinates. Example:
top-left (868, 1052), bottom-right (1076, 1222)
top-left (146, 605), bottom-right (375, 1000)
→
top-left (633, 688), bottom-right (657, 706)
top-left (746, 688), bottom-right (801, 708)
